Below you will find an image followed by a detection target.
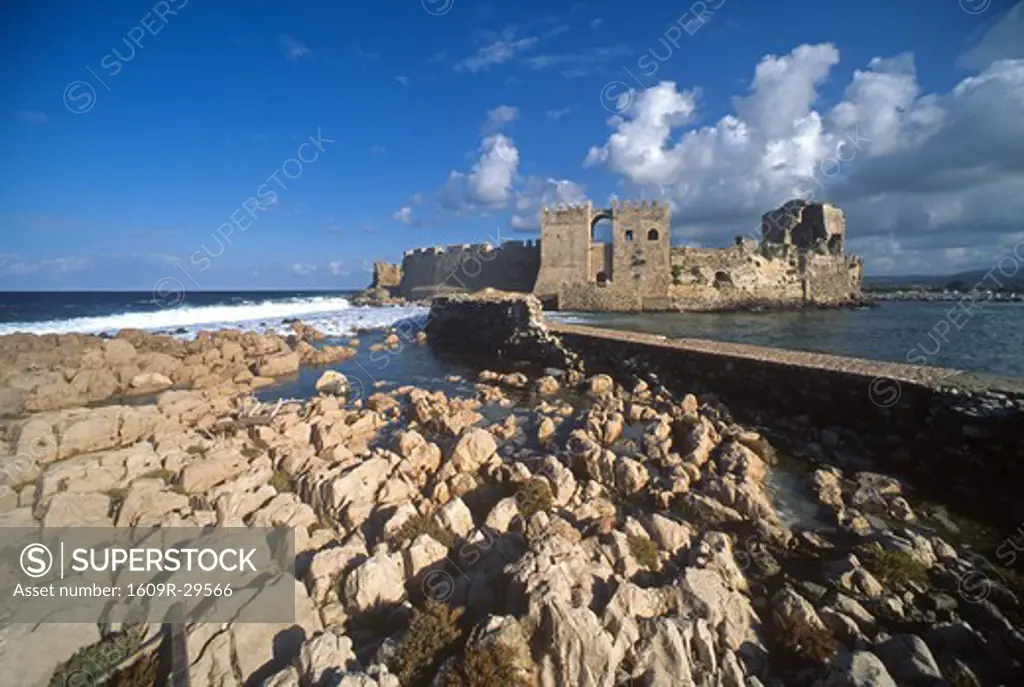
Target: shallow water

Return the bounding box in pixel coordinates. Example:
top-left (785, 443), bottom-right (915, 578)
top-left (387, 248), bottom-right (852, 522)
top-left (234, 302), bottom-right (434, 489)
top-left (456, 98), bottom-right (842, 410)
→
top-left (549, 300), bottom-right (1024, 379)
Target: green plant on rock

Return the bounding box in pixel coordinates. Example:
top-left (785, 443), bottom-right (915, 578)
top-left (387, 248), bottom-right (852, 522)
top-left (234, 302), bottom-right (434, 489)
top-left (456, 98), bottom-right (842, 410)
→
top-left (138, 468), bottom-right (175, 484)
top-left (391, 513), bottom-right (457, 549)
top-left (856, 543), bottom-right (930, 589)
top-left (49, 625), bottom-right (148, 687)
top-left (106, 487), bottom-right (130, 519)
top-left (267, 469), bottom-right (295, 494)
top-left (107, 647), bottom-right (160, 687)
top-left (397, 600), bottom-right (464, 685)
top-left (514, 478), bottom-right (553, 519)
top-left (444, 641), bottom-right (531, 687)
top-left (775, 614), bottom-right (839, 664)
top-left (627, 535), bottom-right (660, 570)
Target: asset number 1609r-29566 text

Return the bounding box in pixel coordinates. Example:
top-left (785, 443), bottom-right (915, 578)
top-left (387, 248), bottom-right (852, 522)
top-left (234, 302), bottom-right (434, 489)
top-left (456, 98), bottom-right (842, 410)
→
top-left (126, 583), bottom-right (234, 597)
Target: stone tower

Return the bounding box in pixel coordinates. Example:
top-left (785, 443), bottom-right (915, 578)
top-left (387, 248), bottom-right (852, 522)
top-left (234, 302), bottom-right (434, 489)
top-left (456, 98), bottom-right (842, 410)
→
top-left (610, 200), bottom-right (672, 299)
top-left (533, 202), bottom-right (594, 299)
top-left (534, 199), bottom-right (672, 308)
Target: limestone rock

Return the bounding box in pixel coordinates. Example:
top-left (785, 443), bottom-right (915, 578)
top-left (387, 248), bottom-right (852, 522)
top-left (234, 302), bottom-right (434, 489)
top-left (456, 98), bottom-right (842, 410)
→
top-left (129, 371), bottom-right (174, 393)
top-left (343, 550), bottom-right (406, 612)
top-left (448, 428), bottom-right (497, 473)
top-left (815, 650), bottom-right (897, 687)
top-left (315, 370), bottom-right (350, 396)
top-left (434, 497), bottom-right (474, 538)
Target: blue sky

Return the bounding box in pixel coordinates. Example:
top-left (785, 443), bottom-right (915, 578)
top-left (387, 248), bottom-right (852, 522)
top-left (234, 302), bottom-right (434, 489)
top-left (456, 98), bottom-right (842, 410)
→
top-left (2, 0), bottom-right (1022, 289)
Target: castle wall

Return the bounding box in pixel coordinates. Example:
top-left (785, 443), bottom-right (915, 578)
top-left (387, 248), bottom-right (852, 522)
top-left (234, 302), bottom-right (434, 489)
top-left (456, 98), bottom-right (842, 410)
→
top-left (397, 241), bottom-right (540, 299)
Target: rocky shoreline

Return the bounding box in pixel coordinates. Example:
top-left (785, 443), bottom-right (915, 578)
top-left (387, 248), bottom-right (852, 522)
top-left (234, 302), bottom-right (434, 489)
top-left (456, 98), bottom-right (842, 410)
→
top-left (1, 300), bottom-right (1022, 686)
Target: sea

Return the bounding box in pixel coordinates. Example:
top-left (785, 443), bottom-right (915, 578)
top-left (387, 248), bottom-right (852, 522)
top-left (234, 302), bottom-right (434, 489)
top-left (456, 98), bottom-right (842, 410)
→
top-left (1, 291), bottom-right (1022, 380)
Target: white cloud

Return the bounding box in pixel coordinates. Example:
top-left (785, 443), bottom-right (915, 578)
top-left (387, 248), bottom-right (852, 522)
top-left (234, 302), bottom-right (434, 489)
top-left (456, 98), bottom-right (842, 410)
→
top-left (395, 76), bottom-right (411, 86)
top-left (291, 262), bottom-right (317, 276)
top-left (280, 35), bottom-right (311, 60)
top-left (584, 37), bottom-right (1024, 274)
top-left (16, 110), bottom-right (47, 125)
top-left (484, 105), bottom-right (518, 132)
top-left (0, 255), bottom-right (88, 275)
top-left (455, 28), bottom-right (538, 73)
top-left (591, 18), bottom-right (604, 29)
top-left (441, 133), bottom-right (520, 210)
top-left (393, 206), bottom-right (414, 225)
top-left (510, 177), bottom-right (587, 231)
top-left (328, 260), bottom-right (349, 276)
top-left (546, 107), bottom-right (573, 121)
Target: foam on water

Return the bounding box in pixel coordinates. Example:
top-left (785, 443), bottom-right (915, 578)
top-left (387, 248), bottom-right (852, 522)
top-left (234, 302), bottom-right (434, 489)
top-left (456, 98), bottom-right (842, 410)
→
top-left (0, 295), bottom-right (428, 338)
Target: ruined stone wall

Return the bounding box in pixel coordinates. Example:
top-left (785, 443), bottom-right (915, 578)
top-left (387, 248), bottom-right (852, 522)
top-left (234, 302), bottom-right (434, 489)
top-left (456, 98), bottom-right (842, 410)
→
top-left (397, 241), bottom-right (540, 299)
top-left (664, 240), bottom-right (861, 311)
top-left (805, 254), bottom-right (863, 304)
top-left (371, 261), bottom-right (402, 291)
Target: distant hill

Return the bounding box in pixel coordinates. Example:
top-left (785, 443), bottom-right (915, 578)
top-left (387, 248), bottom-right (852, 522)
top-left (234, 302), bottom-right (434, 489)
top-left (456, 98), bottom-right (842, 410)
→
top-left (865, 267), bottom-right (1024, 291)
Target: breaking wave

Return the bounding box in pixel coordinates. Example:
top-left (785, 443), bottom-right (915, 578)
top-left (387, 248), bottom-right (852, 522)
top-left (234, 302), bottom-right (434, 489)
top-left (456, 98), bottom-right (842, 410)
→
top-left (0, 295), bottom-right (427, 339)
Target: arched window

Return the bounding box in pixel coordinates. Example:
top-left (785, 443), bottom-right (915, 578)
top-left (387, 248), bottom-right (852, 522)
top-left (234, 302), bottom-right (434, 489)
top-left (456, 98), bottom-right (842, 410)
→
top-left (647, 228), bottom-right (659, 241)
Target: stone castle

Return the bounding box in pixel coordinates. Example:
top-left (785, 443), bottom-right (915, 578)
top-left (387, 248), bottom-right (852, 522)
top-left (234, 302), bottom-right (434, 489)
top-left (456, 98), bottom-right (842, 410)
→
top-left (370, 198), bottom-right (864, 312)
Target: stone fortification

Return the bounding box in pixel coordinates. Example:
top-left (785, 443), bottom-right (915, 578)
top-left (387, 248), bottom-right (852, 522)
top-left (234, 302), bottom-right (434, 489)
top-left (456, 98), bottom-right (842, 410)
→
top-left (536, 198), bottom-right (862, 312)
top-left (369, 198), bottom-right (864, 312)
top-left (393, 240), bottom-right (540, 300)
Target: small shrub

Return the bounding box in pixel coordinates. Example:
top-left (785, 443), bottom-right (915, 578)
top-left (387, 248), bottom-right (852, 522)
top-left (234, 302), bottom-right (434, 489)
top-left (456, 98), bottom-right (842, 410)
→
top-left (856, 543), bottom-right (930, 589)
top-left (138, 469), bottom-right (175, 484)
top-left (185, 445), bottom-right (206, 455)
top-left (391, 513), bottom-right (457, 549)
top-left (445, 641), bottom-right (530, 687)
top-left (12, 478), bottom-right (36, 493)
top-left (106, 487), bottom-right (130, 518)
top-left (50, 625), bottom-right (148, 687)
top-left (397, 600), bottom-right (464, 685)
top-left (515, 479), bottom-right (553, 519)
top-left (108, 647), bottom-right (160, 687)
top-left (627, 535), bottom-right (660, 570)
top-left (268, 469), bottom-right (294, 494)
top-left (240, 445), bottom-right (263, 460)
top-left (775, 615), bottom-right (839, 664)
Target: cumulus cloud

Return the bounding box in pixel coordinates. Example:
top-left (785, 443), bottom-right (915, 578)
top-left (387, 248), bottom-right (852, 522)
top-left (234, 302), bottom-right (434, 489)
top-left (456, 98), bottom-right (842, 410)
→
top-left (510, 178), bottom-right (588, 231)
top-left (584, 32), bottom-right (1024, 274)
top-left (440, 133), bottom-right (520, 210)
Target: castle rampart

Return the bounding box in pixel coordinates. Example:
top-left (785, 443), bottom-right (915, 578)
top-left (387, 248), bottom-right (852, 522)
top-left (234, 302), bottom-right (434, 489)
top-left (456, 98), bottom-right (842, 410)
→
top-left (369, 198), bottom-right (863, 311)
top-left (393, 240), bottom-right (540, 299)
